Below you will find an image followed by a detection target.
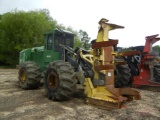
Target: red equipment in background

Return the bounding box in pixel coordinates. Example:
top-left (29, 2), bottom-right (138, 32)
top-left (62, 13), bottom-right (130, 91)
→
top-left (132, 34), bottom-right (160, 87)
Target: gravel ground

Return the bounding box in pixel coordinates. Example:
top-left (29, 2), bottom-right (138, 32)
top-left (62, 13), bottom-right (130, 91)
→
top-left (0, 69), bottom-right (160, 120)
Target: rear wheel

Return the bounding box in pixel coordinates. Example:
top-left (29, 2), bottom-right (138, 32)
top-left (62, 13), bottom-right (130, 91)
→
top-left (18, 61), bottom-right (41, 89)
top-left (44, 60), bottom-right (77, 101)
top-left (115, 64), bottom-right (132, 88)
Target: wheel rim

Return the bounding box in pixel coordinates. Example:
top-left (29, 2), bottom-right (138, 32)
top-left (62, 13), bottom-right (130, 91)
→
top-left (48, 71), bottom-right (58, 90)
top-left (20, 69), bottom-right (26, 82)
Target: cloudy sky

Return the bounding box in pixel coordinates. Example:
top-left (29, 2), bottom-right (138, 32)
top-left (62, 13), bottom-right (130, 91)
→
top-left (0, 0), bottom-right (160, 47)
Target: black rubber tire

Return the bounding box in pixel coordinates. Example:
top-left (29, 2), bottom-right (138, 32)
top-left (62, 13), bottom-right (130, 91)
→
top-left (44, 60), bottom-right (77, 101)
top-left (115, 64), bottom-right (132, 88)
top-left (18, 61), bottom-right (41, 89)
top-left (154, 65), bottom-right (160, 82)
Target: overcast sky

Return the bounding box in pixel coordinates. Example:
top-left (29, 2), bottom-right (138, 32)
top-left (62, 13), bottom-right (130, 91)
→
top-left (0, 0), bottom-right (160, 47)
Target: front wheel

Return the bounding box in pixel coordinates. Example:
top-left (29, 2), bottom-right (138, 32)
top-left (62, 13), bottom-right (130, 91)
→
top-left (44, 60), bottom-right (77, 101)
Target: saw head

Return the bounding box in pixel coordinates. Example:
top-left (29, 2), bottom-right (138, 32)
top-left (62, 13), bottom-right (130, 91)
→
top-left (83, 18), bottom-right (141, 109)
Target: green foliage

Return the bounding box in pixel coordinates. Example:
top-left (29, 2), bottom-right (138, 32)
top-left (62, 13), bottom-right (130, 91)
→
top-left (0, 9), bottom-right (57, 65)
top-left (67, 28), bottom-right (82, 49)
top-left (0, 9), bottom-right (91, 66)
top-left (153, 45), bottom-right (160, 52)
top-left (79, 30), bottom-right (91, 50)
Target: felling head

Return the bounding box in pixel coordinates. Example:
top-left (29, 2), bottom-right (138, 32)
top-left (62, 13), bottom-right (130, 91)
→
top-left (98, 18), bottom-right (109, 25)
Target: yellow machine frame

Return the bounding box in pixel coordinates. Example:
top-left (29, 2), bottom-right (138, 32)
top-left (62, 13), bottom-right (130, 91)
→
top-left (81, 18), bottom-right (141, 109)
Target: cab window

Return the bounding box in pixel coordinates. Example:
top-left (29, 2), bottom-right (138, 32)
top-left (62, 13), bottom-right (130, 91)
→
top-left (47, 34), bottom-right (53, 50)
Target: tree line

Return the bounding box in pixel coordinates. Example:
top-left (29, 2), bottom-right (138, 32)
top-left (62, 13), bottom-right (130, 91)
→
top-left (1, 9), bottom-right (159, 67)
top-left (0, 9), bottom-right (91, 66)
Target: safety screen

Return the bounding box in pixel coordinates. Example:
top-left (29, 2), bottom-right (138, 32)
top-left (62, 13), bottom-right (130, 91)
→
top-left (54, 32), bottom-right (74, 52)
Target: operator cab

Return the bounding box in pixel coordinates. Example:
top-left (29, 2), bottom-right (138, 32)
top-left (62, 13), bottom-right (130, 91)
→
top-left (44, 29), bottom-right (74, 52)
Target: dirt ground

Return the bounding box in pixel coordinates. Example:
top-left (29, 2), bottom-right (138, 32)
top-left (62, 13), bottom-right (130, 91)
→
top-left (0, 69), bottom-right (160, 120)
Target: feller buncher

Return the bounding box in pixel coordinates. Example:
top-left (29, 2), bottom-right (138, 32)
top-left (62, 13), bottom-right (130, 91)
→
top-left (123, 34), bottom-right (160, 88)
top-left (18, 18), bottom-right (141, 109)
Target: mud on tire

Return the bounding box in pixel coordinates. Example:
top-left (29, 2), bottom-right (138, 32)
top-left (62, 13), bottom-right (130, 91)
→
top-left (44, 60), bottom-right (77, 101)
top-left (18, 61), bottom-right (41, 89)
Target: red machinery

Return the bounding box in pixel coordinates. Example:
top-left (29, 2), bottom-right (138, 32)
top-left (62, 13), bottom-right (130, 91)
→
top-left (128, 34), bottom-right (160, 87)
